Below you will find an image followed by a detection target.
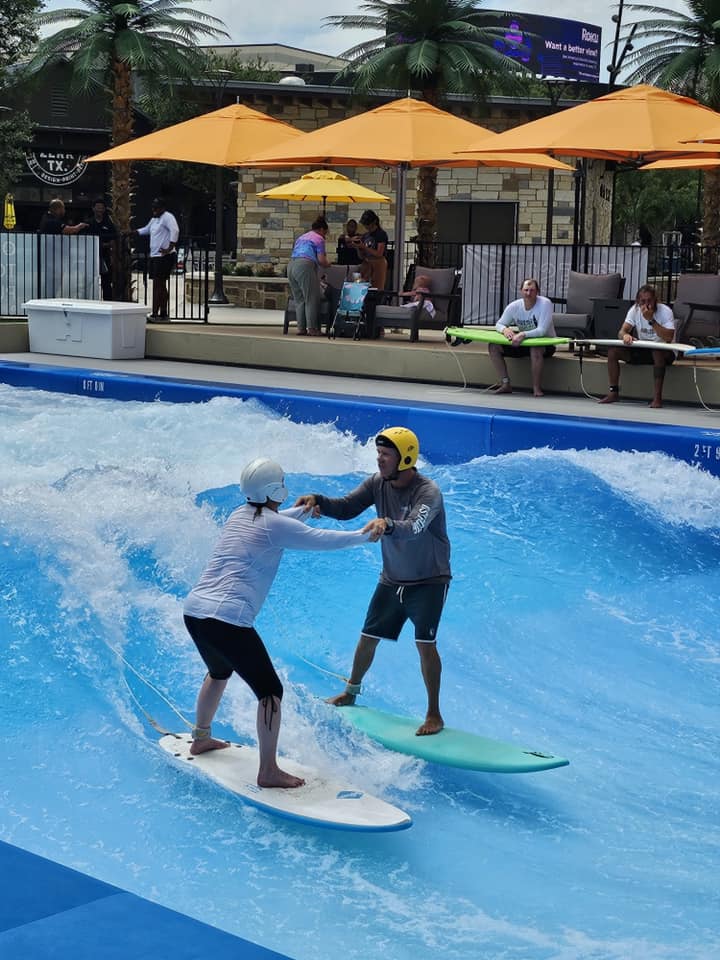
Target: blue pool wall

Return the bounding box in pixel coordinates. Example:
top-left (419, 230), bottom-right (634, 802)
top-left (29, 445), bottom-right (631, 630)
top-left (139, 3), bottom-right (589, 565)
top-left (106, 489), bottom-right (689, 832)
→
top-left (2, 360), bottom-right (720, 476)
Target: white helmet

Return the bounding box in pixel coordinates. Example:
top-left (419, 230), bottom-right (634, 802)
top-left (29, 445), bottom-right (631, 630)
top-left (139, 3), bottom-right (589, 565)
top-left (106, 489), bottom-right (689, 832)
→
top-left (240, 458), bottom-right (288, 505)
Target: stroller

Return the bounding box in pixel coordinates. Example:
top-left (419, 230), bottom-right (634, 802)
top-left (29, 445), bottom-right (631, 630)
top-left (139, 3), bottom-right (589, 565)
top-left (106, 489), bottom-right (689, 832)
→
top-left (329, 280), bottom-right (371, 340)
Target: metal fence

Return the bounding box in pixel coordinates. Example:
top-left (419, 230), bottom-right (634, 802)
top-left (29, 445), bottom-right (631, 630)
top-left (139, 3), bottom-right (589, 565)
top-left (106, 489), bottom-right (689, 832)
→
top-left (0, 232), bottom-right (210, 322)
top-left (403, 240), bottom-right (720, 325)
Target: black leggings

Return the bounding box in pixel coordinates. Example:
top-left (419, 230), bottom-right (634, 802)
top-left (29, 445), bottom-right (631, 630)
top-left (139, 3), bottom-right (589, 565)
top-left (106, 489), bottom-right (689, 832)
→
top-left (183, 615), bottom-right (283, 701)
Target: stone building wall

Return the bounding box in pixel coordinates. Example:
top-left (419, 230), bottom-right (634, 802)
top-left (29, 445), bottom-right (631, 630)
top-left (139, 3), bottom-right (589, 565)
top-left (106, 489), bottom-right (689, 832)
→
top-left (233, 87), bottom-right (610, 269)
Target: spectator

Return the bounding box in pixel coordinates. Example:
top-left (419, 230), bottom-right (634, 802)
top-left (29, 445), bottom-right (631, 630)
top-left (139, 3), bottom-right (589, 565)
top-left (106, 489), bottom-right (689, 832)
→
top-left (599, 284), bottom-right (676, 409)
top-left (488, 278), bottom-right (557, 398)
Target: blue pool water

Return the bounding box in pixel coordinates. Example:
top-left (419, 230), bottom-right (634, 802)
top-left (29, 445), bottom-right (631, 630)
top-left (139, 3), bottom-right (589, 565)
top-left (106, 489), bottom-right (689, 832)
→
top-left (1, 382), bottom-right (719, 960)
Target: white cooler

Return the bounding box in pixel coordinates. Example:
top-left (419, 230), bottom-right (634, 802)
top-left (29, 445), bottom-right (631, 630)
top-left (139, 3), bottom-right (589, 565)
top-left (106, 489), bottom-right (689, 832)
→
top-left (23, 299), bottom-right (148, 360)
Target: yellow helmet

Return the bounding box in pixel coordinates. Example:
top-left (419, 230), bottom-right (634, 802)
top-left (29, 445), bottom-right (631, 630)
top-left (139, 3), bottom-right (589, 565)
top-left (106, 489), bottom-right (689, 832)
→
top-left (376, 427), bottom-right (419, 470)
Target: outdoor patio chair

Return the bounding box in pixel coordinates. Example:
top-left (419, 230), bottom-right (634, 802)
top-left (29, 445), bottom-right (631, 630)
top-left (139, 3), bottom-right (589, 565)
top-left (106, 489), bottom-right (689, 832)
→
top-left (551, 270), bottom-right (625, 341)
top-left (283, 264), bottom-right (348, 335)
top-left (672, 273), bottom-right (720, 345)
top-left (374, 265), bottom-right (461, 342)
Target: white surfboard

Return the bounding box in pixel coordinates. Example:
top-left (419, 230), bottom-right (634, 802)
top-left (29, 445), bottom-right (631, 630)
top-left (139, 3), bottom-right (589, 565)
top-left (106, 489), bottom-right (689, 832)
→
top-left (159, 733), bottom-right (412, 833)
top-left (574, 338), bottom-right (695, 353)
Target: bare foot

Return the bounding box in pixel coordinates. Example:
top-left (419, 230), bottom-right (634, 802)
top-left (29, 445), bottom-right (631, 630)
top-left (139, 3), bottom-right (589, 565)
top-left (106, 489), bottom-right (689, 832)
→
top-left (599, 392), bottom-right (619, 404)
top-left (325, 692), bottom-right (356, 707)
top-left (649, 399), bottom-right (663, 408)
top-left (533, 390), bottom-right (545, 398)
top-left (189, 737), bottom-right (230, 756)
top-left (493, 383), bottom-right (512, 394)
top-left (258, 768), bottom-right (305, 789)
top-left (416, 714), bottom-right (444, 736)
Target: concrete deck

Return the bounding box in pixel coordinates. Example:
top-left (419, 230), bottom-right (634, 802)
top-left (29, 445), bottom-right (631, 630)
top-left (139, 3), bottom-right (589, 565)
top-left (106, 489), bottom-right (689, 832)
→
top-left (3, 301), bottom-right (720, 429)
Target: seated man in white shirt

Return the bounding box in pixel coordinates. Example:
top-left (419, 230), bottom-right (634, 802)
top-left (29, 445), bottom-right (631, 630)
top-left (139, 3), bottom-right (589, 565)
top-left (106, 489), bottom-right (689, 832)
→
top-left (599, 284), bottom-right (676, 409)
top-left (488, 278), bottom-right (556, 398)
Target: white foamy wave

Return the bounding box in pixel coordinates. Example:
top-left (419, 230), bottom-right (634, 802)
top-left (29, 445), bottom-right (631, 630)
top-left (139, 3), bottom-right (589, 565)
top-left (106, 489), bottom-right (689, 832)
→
top-left (0, 387), bottom-right (379, 493)
top-left (489, 446), bottom-right (720, 530)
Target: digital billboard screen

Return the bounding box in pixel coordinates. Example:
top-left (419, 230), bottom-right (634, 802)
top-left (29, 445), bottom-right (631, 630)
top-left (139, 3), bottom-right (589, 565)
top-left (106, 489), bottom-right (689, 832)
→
top-left (482, 11), bottom-right (601, 83)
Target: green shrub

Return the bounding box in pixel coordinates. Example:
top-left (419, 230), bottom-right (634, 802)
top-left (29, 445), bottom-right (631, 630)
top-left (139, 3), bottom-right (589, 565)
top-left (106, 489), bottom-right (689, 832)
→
top-left (255, 263), bottom-right (277, 277)
top-left (233, 264), bottom-right (254, 276)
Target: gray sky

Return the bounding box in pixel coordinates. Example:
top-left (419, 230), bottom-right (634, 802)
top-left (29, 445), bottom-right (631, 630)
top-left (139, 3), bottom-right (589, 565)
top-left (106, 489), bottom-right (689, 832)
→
top-left (41, 1), bottom-right (690, 80)
top-left (207, 0), bottom-right (688, 77)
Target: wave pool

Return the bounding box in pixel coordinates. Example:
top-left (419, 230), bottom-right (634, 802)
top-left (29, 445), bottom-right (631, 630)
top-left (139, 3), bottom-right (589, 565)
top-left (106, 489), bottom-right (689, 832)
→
top-left (0, 382), bottom-right (718, 960)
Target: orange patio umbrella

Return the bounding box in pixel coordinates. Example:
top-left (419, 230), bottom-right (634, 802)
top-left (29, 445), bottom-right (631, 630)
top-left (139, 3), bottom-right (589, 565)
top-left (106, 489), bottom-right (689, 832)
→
top-left (237, 96), bottom-right (573, 170)
top-left (455, 85), bottom-right (720, 164)
top-left (639, 157), bottom-right (720, 171)
top-left (237, 97), bottom-right (573, 285)
top-left (85, 102), bottom-right (303, 167)
top-left (86, 103), bottom-right (304, 303)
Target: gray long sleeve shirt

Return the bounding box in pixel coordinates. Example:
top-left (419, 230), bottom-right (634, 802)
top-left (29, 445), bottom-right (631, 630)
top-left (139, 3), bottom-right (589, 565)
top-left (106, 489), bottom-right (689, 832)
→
top-left (315, 471), bottom-right (451, 586)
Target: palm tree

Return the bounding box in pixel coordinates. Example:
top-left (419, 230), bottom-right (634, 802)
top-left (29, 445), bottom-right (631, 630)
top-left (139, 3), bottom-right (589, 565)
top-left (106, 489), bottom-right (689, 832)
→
top-left (30, 1), bottom-right (227, 241)
top-left (324, 0), bottom-right (526, 252)
top-left (622, 0), bottom-right (720, 241)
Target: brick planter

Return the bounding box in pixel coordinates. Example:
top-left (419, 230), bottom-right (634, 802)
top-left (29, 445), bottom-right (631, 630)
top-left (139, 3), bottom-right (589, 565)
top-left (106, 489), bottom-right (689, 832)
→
top-left (185, 275), bottom-right (289, 310)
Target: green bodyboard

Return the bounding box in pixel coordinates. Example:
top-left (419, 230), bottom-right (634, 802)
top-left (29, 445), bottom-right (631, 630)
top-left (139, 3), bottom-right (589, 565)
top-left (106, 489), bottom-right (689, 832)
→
top-left (339, 705), bottom-right (569, 773)
top-left (445, 326), bottom-right (570, 348)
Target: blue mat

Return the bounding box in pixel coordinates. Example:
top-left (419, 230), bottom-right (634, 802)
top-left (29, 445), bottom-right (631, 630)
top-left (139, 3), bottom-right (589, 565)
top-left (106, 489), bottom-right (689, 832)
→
top-left (0, 840), bottom-right (291, 960)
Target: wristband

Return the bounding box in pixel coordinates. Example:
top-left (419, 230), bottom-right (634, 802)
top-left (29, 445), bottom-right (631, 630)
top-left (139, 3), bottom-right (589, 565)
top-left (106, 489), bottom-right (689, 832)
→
top-left (344, 681), bottom-right (362, 696)
top-left (383, 517), bottom-right (395, 535)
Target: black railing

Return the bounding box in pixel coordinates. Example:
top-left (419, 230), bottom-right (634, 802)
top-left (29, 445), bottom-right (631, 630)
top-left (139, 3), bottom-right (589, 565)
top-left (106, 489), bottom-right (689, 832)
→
top-left (0, 232), bottom-right (210, 322)
top-left (404, 240), bottom-right (720, 324)
top-left (130, 235), bottom-right (210, 323)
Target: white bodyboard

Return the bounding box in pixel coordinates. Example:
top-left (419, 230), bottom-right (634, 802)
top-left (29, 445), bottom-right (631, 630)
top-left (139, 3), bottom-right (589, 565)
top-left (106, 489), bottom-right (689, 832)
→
top-left (159, 734), bottom-right (411, 832)
top-left (575, 338), bottom-right (695, 353)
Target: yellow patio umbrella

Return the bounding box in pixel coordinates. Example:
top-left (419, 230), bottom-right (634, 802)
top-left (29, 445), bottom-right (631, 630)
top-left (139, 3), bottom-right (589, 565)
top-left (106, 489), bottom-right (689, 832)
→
top-left (237, 97), bottom-right (574, 285)
top-left (85, 103), bottom-right (303, 166)
top-left (257, 170), bottom-right (390, 214)
top-left (3, 193), bottom-right (16, 230)
top-left (455, 85), bottom-right (720, 164)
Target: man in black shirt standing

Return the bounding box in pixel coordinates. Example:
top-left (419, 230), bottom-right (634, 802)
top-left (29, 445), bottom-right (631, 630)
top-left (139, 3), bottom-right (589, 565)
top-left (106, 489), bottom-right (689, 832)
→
top-left (84, 199), bottom-right (118, 299)
top-left (37, 199), bottom-right (88, 236)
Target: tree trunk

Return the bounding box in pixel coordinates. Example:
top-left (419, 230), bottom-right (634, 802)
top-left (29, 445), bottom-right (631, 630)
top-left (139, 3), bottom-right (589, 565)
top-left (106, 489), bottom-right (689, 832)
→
top-left (110, 59), bottom-right (134, 300)
top-left (702, 168), bottom-right (720, 246)
top-left (414, 86), bottom-right (441, 267)
top-left (415, 165), bottom-right (437, 266)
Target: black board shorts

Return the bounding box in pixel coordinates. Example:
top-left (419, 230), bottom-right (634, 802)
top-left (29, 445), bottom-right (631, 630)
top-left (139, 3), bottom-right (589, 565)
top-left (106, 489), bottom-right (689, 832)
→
top-left (620, 347), bottom-right (675, 366)
top-left (361, 582), bottom-right (449, 643)
top-left (183, 615), bottom-right (283, 700)
top-left (148, 252), bottom-right (177, 279)
top-left (502, 344), bottom-right (556, 359)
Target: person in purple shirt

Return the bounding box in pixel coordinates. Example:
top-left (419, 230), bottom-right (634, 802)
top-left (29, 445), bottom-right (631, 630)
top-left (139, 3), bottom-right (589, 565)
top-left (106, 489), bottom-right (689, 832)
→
top-left (287, 216), bottom-right (331, 336)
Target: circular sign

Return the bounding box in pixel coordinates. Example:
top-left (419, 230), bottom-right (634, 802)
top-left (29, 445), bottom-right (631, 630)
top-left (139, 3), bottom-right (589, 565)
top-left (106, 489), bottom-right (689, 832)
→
top-left (25, 150), bottom-right (88, 186)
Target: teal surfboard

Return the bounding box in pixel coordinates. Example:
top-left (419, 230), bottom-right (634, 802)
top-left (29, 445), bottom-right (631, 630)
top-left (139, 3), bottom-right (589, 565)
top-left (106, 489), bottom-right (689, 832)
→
top-left (338, 706), bottom-right (569, 773)
top-left (445, 326), bottom-right (570, 348)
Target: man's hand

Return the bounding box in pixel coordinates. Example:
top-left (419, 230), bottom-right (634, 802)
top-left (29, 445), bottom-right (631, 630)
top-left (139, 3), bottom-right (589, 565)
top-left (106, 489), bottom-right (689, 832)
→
top-left (294, 494), bottom-right (321, 517)
top-left (362, 518), bottom-right (388, 542)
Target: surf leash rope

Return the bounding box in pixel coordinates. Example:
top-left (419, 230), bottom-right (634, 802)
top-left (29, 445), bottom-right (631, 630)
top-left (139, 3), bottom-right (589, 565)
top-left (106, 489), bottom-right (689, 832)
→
top-left (298, 654), bottom-right (351, 684)
top-left (692, 362), bottom-right (717, 412)
top-left (101, 634), bottom-right (194, 735)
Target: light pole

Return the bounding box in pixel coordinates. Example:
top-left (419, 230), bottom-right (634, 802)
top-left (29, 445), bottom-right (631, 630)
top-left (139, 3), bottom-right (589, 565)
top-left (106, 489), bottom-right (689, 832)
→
top-left (209, 70), bottom-right (232, 304)
top-left (607, 0), bottom-right (637, 91)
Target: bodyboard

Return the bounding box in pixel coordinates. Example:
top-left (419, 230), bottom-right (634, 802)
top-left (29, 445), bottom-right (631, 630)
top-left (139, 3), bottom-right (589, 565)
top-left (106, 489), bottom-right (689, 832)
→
top-left (159, 733), bottom-right (411, 832)
top-left (338, 706), bottom-right (569, 773)
top-left (445, 326), bottom-right (570, 348)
